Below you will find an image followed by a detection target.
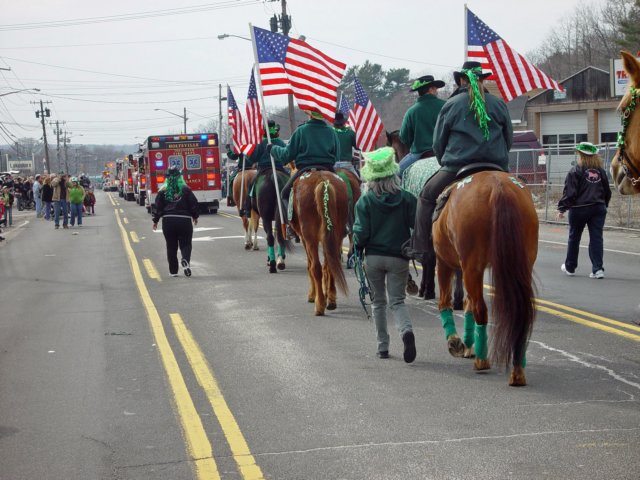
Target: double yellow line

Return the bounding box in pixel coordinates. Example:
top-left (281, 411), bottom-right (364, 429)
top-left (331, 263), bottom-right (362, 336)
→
top-left (115, 208), bottom-right (264, 480)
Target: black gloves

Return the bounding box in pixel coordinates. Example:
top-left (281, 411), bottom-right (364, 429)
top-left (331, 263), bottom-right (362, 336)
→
top-left (266, 143), bottom-right (273, 156)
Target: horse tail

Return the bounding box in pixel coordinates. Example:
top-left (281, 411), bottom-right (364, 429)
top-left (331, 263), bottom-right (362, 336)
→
top-left (489, 185), bottom-right (536, 368)
top-left (315, 178), bottom-right (348, 295)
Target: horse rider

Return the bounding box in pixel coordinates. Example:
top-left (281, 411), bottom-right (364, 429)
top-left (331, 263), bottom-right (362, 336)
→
top-left (398, 75), bottom-right (446, 177)
top-left (408, 61), bottom-right (513, 267)
top-left (269, 110), bottom-right (340, 216)
top-left (238, 120), bottom-right (287, 216)
top-left (333, 112), bottom-right (360, 176)
top-left (224, 147), bottom-right (247, 207)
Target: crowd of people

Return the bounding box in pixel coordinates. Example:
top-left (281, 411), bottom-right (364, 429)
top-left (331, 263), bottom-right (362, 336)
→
top-left (0, 172), bottom-right (96, 240)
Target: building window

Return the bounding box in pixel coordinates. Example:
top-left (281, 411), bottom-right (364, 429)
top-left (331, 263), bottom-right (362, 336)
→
top-left (544, 133), bottom-right (588, 154)
top-left (601, 132), bottom-right (617, 143)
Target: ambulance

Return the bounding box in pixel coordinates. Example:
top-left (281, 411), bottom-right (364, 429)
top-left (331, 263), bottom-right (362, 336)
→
top-left (143, 133), bottom-right (222, 215)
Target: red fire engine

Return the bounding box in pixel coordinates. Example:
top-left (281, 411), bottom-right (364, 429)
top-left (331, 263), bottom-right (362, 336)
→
top-left (143, 133), bottom-right (222, 214)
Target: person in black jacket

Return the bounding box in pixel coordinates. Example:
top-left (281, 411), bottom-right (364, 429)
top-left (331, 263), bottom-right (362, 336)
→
top-left (152, 166), bottom-right (199, 277)
top-left (557, 142), bottom-right (612, 279)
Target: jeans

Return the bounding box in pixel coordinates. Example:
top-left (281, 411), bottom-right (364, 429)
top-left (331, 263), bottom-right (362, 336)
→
top-left (44, 201), bottom-right (53, 220)
top-left (69, 203), bottom-right (83, 226)
top-left (162, 216), bottom-right (194, 274)
top-left (35, 197), bottom-right (43, 216)
top-left (54, 200), bottom-right (68, 227)
top-left (564, 203), bottom-right (607, 273)
top-left (365, 255), bottom-right (413, 353)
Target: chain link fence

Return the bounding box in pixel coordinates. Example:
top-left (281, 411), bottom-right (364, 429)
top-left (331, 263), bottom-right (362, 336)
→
top-left (509, 143), bottom-right (640, 231)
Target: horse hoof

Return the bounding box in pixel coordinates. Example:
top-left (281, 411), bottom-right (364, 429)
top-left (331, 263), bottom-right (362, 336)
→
top-left (327, 302), bottom-right (337, 310)
top-left (244, 243), bottom-right (252, 250)
top-left (253, 246), bottom-right (260, 251)
top-left (314, 310), bottom-right (325, 316)
top-left (308, 297), bottom-right (315, 303)
top-left (453, 300), bottom-right (464, 310)
top-left (277, 262), bottom-right (285, 270)
top-left (447, 335), bottom-right (465, 358)
top-left (423, 290), bottom-right (436, 300)
top-left (418, 287), bottom-right (424, 297)
top-left (406, 278), bottom-right (419, 296)
top-left (474, 358), bottom-right (491, 371)
top-left (463, 345), bottom-right (475, 358)
top-left (269, 261), bottom-right (277, 273)
top-left (508, 367), bottom-right (527, 386)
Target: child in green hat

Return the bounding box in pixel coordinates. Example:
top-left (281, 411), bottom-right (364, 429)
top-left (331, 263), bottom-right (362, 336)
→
top-left (353, 147), bottom-right (418, 363)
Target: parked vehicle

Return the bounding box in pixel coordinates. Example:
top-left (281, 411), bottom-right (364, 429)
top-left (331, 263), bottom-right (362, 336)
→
top-left (509, 130), bottom-right (547, 184)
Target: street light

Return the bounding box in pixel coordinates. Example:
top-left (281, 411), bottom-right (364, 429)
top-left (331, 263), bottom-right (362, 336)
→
top-left (217, 33), bottom-right (251, 42)
top-left (0, 88), bottom-right (40, 98)
top-left (154, 107), bottom-right (187, 134)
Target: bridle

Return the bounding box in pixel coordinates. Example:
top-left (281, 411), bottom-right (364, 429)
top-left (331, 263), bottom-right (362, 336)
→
top-left (617, 86), bottom-right (640, 186)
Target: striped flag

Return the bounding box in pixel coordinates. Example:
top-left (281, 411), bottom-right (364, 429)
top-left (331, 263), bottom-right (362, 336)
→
top-left (466, 7), bottom-right (563, 102)
top-left (241, 69), bottom-right (262, 157)
top-left (352, 77), bottom-right (383, 152)
top-left (252, 26), bottom-right (346, 123)
top-left (338, 93), bottom-right (355, 128)
top-left (227, 86), bottom-right (245, 154)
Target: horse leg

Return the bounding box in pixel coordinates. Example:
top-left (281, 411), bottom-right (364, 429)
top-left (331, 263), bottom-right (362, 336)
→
top-left (308, 247), bottom-right (325, 315)
top-left (276, 221), bottom-right (286, 270)
top-left (323, 255), bottom-right (337, 310)
top-left (462, 266), bottom-right (490, 371)
top-left (242, 216), bottom-right (252, 250)
top-left (437, 262), bottom-right (464, 357)
top-left (251, 209), bottom-right (260, 250)
top-left (453, 269), bottom-right (464, 310)
top-left (265, 220), bottom-right (277, 273)
top-left (421, 251), bottom-right (436, 300)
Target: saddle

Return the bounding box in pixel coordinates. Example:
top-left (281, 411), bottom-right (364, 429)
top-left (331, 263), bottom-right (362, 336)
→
top-left (432, 163), bottom-right (505, 223)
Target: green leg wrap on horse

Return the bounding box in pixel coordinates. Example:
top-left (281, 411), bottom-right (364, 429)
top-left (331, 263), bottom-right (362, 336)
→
top-left (267, 246), bottom-right (275, 262)
top-left (474, 324), bottom-right (488, 360)
top-left (463, 311), bottom-right (475, 347)
top-left (278, 245), bottom-right (286, 258)
top-left (517, 352), bottom-right (527, 368)
top-left (440, 309), bottom-right (457, 339)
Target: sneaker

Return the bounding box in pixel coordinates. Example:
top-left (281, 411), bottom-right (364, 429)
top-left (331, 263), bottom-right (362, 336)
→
top-left (561, 264), bottom-right (575, 276)
top-left (181, 259), bottom-right (191, 277)
top-left (589, 269), bottom-right (605, 279)
top-left (402, 331), bottom-right (416, 363)
top-left (63, 225), bottom-right (69, 229)
top-left (170, 273), bottom-right (179, 277)
top-left (55, 225), bottom-right (60, 229)
top-left (376, 351), bottom-right (389, 359)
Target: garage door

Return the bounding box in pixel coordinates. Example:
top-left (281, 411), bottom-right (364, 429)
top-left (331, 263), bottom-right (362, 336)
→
top-left (541, 111), bottom-right (587, 135)
top-left (598, 109), bottom-right (621, 142)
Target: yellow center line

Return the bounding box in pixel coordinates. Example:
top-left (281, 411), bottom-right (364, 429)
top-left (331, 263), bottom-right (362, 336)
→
top-left (114, 210), bottom-right (220, 480)
top-left (130, 231), bottom-right (139, 243)
top-left (170, 313), bottom-right (265, 480)
top-left (107, 193), bottom-right (116, 206)
top-left (142, 258), bottom-right (161, 282)
top-left (123, 217), bottom-right (129, 224)
top-left (535, 298), bottom-right (640, 333)
top-left (119, 208), bottom-right (124, 213)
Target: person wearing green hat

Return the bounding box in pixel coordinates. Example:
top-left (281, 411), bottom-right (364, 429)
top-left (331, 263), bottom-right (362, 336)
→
top-left (398, 75), bottom-right (446, 177)
top-left (333, 112), bottom-right (360, 176)
top-left (68, 177), bottom-right (85, 227)
top-left (407, 61), bottom-right (512, 295)
top-left (271, 110), bottom-right (341, 217)
top-left (557, 142), bottom-right (611, 279)
top-left (353, 147), bottom-right (418, 363)
top-left (238, 120), bottom-right (288, 216)
top-left (152, 166), bottom-right (200, 277)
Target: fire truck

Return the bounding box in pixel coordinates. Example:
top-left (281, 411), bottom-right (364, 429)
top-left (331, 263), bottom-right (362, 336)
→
top-left (143, 133), bottom-right (222, 214)
top-left (132, 151), bottom-right (147, 206)
top-left (119, 154), bottom-right (136, 201)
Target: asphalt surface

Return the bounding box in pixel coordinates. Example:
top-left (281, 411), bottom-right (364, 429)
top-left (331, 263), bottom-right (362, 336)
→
top-left (0, 190), bottom-right (638, 480)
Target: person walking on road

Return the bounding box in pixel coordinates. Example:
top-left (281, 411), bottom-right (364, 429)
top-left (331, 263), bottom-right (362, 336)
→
top-left (1, 186), bottom-right (14, 227)
top-left (353, 147), bottom-right (418, 363)
top-left (68, 177), bottom-right (85, 227)
top-left (557, 142), bottom-right (612, 279)
top-left (33, 175), bottom-right (43, 218)
top-left (152, 166), bottom-right (199, 277)
top-left (41, 176), bottom-right (54, 221)
top-left (51, 173), bottom-right (69, 229)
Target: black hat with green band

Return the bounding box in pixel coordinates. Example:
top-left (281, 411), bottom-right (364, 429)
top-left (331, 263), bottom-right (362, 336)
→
top-left (410, 75), bottom-right (445, 92)
top-left (453, 61), bottom-right (492, 86)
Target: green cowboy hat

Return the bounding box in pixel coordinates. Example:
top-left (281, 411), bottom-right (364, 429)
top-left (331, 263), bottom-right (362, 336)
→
top-left (410, 75), bottom-right (445, 92)
top-left (575, 142), bottom-right (599, 155)
top-left (453, 61), bottom-right (492, 86)
top-left (361, 147), bottom-right (399, 181)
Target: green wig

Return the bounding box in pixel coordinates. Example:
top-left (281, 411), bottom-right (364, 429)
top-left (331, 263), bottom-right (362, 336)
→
top-left (164, 170), bottom-right (187, 202)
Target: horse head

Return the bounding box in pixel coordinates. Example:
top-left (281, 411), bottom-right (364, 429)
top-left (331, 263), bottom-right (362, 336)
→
top-left (611, 50), bottom-right (640, 195)
top-left (385, 130), bottom-right (409, 163)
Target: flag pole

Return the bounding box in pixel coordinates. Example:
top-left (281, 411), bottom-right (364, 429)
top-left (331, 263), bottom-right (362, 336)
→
top-left (249, 23), bottom-right (287, 238)
top-left (230, 84), bottom-right (247, 216)
top-left (463, 4), bottom-right (468, 63)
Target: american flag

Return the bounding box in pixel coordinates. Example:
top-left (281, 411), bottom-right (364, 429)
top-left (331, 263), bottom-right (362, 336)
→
top-left (466, 8), bottom-right (563, 102)
top-left (352, 78), bottom-right (383, 152)
top-left (253, 26), bottom-right (346, 122)
top-left (338, 93), bottom-right (355, 129)
top-left (241, 69), bottom-right (262, 157)
top-left (227, 86), bottom-right (245, 154)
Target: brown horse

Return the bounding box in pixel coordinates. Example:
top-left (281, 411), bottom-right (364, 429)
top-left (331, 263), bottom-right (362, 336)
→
top-left (386, 130), bottom-right (464, 307)
top-left (432, 171), bottom-right (538, 386)
top-left (290, 171), bottom-right (349, 315)
top-left (232, 169), bottom-right (260, 250)
top-left (611, 50), bottom-right (640, 195)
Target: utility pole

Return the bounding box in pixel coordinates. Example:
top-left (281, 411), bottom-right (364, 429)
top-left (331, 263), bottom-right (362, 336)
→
top-left (32, 100), bottom-right (52, 174)
top-left (62, 129), bottom-right (71, 174)
top-left (51, 120), bottom-right (63, 172)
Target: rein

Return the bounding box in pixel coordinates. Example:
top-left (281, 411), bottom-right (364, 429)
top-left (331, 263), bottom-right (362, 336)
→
top-left (617, 86), bottom-right (640, 185)
top-left (351, 250), bottom-right (373, 320)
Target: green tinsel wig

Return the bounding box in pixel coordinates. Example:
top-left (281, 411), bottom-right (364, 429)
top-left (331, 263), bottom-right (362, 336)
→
top-left (164, 171), bottom-right (186, 202)
top-left (462, 66), bottom-right (491, 140)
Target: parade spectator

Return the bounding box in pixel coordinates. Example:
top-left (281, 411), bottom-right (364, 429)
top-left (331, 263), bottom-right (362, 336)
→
top-left (558, 142), bottom-right (612, 279)
top-left (84, 188), bottom-right (96, 215)
top-left (1, 186), bottom-right (14, 226)
top-left (353, 147), bottom-right (418, 363)
top-left (33, 175), bottom-right (43, 217)
top-left (41, 176), bottom-right (54, 220)
top-left (68, 177), bottom-right (85, 227)
top-left (0, 196), bottom-right (5, 235)
top-left (51, 173), bottom-right (69, 229)
top-left (152, 166), bottom-right (199, 277)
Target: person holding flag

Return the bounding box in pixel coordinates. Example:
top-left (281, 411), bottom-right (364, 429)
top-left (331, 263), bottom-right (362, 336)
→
top-left (398, 75), bottom-right (446, 177)
top-left (406, 61), bottom-right (512, 286)
top-left (238, 120), bottom-right (287, 216)
top-left (333, 111), bottom-right (360, 176)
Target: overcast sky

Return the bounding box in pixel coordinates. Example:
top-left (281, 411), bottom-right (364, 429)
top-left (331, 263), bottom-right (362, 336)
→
top-left (0, 0), bottom-right (599, 146)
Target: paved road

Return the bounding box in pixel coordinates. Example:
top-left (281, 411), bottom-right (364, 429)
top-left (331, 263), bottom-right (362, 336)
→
top-left (0, 190), bottom-right (638, 480)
